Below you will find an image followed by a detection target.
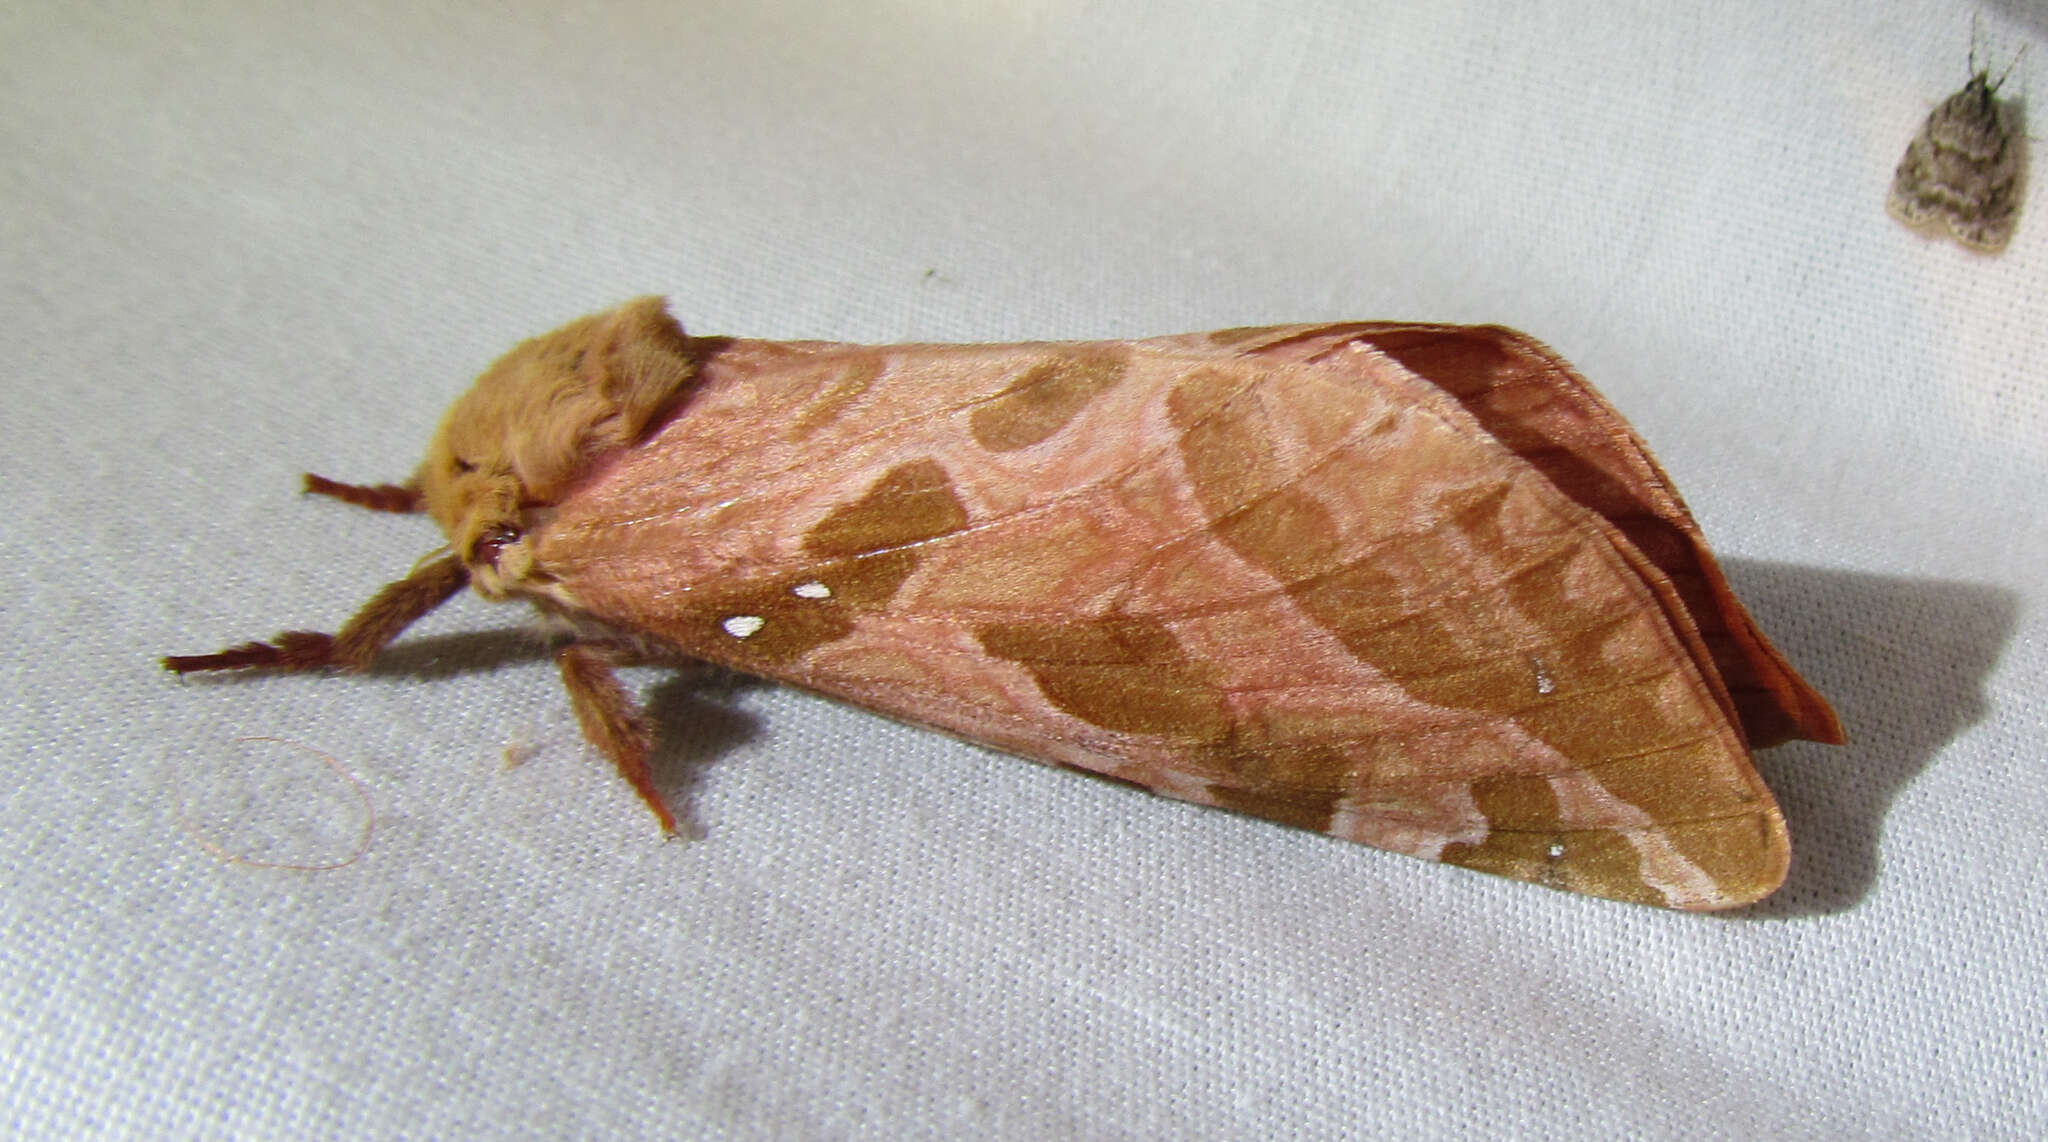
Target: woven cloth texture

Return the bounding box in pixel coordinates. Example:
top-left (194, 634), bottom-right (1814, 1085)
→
top-left (3, 3), bottom-right (2043, 1138)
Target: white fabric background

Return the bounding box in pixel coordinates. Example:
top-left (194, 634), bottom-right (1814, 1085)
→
top-left (5, 2), bottom-right (2044, 1137)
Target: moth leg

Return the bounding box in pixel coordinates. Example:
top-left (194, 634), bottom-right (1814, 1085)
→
top-left (303, 473), bottom-right (424, 514)
top-left (556, 642), bottom-right (677, 835)
top-left (162, 555), bottom-right (469, 673)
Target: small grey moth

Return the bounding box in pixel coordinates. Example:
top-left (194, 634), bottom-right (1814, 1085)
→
top-left (1888, 57), bottom-right (2026, 252)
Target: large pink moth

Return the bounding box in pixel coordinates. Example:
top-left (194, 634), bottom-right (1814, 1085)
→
top-left (166, 298), bottom-right (1842, 909)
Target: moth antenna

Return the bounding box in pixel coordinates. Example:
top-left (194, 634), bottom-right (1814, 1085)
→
top-left (556, 643), bottom-right (676, 835)
top-left (162, 555), bottom-right (469, 674)
top-left (1991, 43), bottom-right (2028, 94)
top-left (1965, 11), bottom-right (2026, 94)
top-left (304, 473), bottom-right (424, 514)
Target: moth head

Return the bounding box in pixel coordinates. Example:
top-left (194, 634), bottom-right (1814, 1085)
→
top-left (1963, 70), bottom-right (1996, 109)
top-left (419, 296), bottom-right (699, 597)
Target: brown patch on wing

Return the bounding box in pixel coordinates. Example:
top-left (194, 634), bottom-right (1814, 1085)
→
top-left (975, 614), bottom-right (1232, 742)
top-left (803, 459), bottom-right (969, 560)
top-left (787, 358), bottom-right (882, 441)
top-left (1165, 367), bottom-right (1288, 509)
top-left (681, 461), bottom-right (970, 667)
top-left (681, 552), bottom-right (924, 668)
top-left (1207, 325), bottom-right (1295, 346)
top-left (975, 611), bottom-right (1349, 832)
top-left (1201, 742), bottom-right (1347, 833)
top-left (969, 350), bottom-right (1128, 452)
top-left (1212, 487), bottom-right (1344, 587)
top-left (1655, 813), bottom-right (1787, 907)
top-left (1438, 776), bottom-right (1662, 906)
top-left (1203, 784), bottom-right (1339, 833)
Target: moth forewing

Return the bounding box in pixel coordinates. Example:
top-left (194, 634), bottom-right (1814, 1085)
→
top-left (515, 310), bottom-right (1833, 909)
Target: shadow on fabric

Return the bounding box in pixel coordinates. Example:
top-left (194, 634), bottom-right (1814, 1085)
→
top-left (1720, 559), bottom-right (2018, 919)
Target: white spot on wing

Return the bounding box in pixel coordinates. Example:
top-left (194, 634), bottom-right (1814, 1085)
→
top-left (721, 615), bottom-right (766, 639)
top-left (1547, 841), bottom-right (1566, 859)
top-left (792, 581), bottom-right (831, 599)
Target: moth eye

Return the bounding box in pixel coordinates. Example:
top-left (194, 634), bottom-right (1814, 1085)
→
top-left (452, 457), bottom-right (476, 474)
top-left (474, 526), bottom-right (520, 567)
